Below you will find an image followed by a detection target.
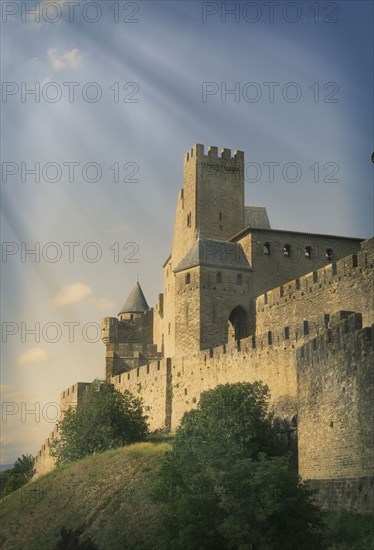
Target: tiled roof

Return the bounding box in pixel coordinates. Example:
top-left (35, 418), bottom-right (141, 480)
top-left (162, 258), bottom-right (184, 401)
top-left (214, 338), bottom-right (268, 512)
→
top-left (174, 238), bottom-right (251, 273)
top-left (118, 282), bottom-right (149, 314)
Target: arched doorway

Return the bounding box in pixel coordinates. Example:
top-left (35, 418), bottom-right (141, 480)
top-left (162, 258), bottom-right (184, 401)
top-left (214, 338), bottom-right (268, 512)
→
top-left (227, 306), bottom-right (250, 341)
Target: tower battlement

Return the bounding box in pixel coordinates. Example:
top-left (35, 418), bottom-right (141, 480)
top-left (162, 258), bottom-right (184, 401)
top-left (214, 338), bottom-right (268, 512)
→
top-left (184, 143), bottom-right (244, 163)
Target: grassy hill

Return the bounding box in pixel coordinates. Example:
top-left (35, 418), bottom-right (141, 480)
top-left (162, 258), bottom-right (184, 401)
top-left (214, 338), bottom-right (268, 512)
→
top-left (0, 440), bottom-right (171, 550)
top-left (1, 437), bottom-right (373, 550)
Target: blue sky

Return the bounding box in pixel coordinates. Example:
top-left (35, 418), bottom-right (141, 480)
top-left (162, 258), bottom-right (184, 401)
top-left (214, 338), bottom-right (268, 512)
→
top-left (1, 0), bottom-right (373, 463)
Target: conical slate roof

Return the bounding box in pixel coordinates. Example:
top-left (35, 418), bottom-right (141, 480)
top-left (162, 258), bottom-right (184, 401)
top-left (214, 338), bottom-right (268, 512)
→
top-left (118, 282), bottom-right (149, 315)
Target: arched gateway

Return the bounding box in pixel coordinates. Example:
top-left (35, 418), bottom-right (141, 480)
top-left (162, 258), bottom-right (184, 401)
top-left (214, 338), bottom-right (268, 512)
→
top-left (227, 305), bottom-right (250, 341)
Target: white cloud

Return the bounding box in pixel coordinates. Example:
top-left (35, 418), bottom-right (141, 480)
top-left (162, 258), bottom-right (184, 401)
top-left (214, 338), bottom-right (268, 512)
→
top-left (53, 282), bottom-right (91, 307)
top-left (16, 347), bottom-right (48, 367)
top-left (47, 48), bottom-right (82, 71)
top-left (31, 48), bottom-right (82, 72)
top-left (88, 298), bottom-right (115, 311)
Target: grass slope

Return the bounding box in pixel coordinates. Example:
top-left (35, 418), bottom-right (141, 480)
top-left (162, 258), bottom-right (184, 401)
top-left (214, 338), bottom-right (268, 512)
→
top-left (1, 438), bottom-right (373, 550)
top-left (0, 441), bottom-right (171, 550)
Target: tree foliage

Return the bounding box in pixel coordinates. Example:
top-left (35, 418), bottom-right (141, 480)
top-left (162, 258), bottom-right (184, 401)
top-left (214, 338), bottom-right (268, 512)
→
top-left (50, 380), bottom-right (148, 465)
top-left (0, 454), bottom-right (35, 497)
top-left (153, 382), bottom-right (324, 550)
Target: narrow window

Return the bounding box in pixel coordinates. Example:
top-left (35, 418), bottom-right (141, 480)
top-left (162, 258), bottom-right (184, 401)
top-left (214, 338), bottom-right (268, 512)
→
top-left (216, 272), bottom-right (222, 283)
top-left (325, 248), bottom-right (333, 262)
top-left (283, 244), bottom-right (291, 258)
top-left (284, 326), bottom-right (290, 340)
top-left (304, 246), bottom-right (312, 259)
top-left (185, 273), bottom-right (191, 285)
top-left (219, 211), bottom-right (222, 221)
top-left (263, 242), bottom-right (270, 255)
top-left (237, 274), bottom-right (242, 285)
top-left (187, 212), bottom-right (191, 227)
top-left (168, 322), bottom-right (171, 335)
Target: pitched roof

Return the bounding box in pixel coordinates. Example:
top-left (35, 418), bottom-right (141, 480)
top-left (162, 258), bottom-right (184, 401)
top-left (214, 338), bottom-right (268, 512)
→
top-left (244, 205), bottom-right (271, 229)
top-left (174, 238), bottom-right (251, 273)
top-left (118, 282), bottom-right (149, 315)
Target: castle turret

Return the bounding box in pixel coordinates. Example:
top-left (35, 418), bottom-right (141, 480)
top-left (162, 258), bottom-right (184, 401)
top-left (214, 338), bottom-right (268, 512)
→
top-left (118, 281), bottom-right (150, 321)
top-left (101, 281), bottom-right (161, 381)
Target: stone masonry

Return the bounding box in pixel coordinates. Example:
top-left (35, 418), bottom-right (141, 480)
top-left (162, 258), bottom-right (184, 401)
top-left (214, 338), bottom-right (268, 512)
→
top-left (33, 145), bottom-right (374, 514)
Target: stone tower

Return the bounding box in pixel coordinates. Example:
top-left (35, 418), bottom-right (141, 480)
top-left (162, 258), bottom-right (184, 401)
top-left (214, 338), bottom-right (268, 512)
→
top-left (171, 144), bottom-right (245, 267)
top-left (101, 281), bottom-right (161, 381)
top-left (171, 145), bottom-right (250, 354)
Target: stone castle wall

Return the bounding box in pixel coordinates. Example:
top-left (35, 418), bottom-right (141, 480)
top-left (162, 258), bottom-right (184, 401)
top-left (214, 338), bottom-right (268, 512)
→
top-left (33, 382), bottom-right (90, 478)
top-left (297, 315), bottom-right (374, 513)
top-left (33, 425), bottom-right (59, 480)
top-left (256, 238), bottom-right (374, 336)
top-left (236, 230), bottom-right (363, 304)
top-left (32, 245), bottom-right (374, 513)
top-left (111, 358), bottom-right (172, 431)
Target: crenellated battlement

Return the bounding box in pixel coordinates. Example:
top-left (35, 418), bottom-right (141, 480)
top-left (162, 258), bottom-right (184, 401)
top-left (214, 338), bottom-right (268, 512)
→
top-left (296, 312), bottom-right (370, 362)
top-left (33, 424), bottom-right (59, 478)
top-left (184, 143), bottom-right (244, 163)
top-left (110, 309), bottom-right (369, 391)
top-left (256, 238), bottom-right (373, 329)
top-left (60, 381), bottom-right (90, 412)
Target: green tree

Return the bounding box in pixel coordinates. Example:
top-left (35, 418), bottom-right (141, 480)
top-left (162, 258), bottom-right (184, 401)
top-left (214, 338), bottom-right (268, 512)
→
top-left (50, 380), bottom-right (148, 465)
top-left (1, 454), bottom-right (34, 497)
top-left (154, 382), bottom-right (324, 550)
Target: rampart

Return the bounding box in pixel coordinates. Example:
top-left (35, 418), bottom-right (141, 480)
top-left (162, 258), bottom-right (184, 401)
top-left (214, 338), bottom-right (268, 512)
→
top-left (33, 382), bottom-right (90, 478)
top-left (33, 425), bottom-right (59, 479)
top-left (297, 314), bottom-right (374, 513)
top-left (32, 240), bottom-right (373, 512)
top-left (256, 238), bottom-right (374, 336)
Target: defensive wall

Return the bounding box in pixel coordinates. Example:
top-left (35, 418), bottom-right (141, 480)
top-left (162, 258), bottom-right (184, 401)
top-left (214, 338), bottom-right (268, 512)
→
top-left (256, 238), bottom-right (374, 335)
top-left (32, 240), bottom-right (374, 512)
top-left (297, 314), bottom-right (374, 513)
top-left (33, 382), bottom-right (90, 478)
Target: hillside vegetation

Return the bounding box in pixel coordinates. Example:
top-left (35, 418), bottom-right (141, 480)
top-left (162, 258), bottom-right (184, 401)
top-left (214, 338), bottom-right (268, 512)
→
top-left (1, 438), bottom-right (373, 550)
top-left (0, 441), bottom-right (171, 550)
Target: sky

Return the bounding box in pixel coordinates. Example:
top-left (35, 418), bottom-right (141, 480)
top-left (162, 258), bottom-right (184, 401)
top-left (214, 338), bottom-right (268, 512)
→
top-left (1, 0), bottom-right (373, 464)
